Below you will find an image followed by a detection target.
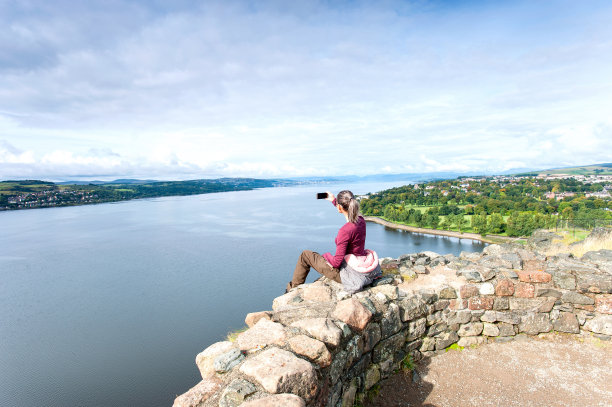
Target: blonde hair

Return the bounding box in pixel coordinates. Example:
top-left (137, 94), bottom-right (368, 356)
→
top-left (337, 190), bottom-right (360, 223)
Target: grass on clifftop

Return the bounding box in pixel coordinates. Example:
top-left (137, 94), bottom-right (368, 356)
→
top-left (226, 326), bottom-right (248, 342)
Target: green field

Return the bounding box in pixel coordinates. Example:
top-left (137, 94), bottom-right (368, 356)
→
top-left (533, 163), bottom-right (612, 176)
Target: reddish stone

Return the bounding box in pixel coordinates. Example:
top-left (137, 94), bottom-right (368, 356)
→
top-left (449, 299), bottom-right (468, 310)
top-left (468, 296), bottom-right (494, 310)
top-left (516, 270), bottom-right (552, 283)
top-left (173, 377), bottom-right (223, 407)
top-left (522, 260), bottom-right (545, 271)
top-left (239, 348), bottom-right (318, 402)
top-left (514, 283), bottom-right (535, 298)
top-left (595, 296), bottom-right (612, 314)
top-left (460, 284), bottom-right (480, 298)
top-left (495, 279), bottom-right (515, 296)
top-left (245, 311), bottom-right (272, 327)
top-left (332, 298), bottom-right (373, 331)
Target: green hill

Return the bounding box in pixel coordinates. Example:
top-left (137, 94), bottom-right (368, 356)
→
top-left (517, 163), bottom-right (612, 177)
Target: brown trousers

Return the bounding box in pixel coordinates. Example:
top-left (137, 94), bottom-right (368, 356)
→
top-left (287, 250), bottom-right (342, 291)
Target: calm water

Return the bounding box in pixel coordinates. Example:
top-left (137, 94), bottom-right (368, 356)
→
top-left (0, 182), bottom-right (485, 407)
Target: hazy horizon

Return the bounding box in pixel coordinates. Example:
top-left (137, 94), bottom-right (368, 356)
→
top-left (2, 1), bottom-right (612, 180)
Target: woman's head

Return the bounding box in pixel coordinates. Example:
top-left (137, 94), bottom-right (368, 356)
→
top-left (336, 190), bottom-right (360, 223)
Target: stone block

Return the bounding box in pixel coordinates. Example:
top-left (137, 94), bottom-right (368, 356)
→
top-left (272, 290), bottom-right (303, 312)
top-left (510, 297), bottom-right (555, 312)
top-left (380, 302), bottom-right (402, 338)
top-left (288, 335), bottom-right (332, 367)
top-left (495, 311), bottom-right (522, 325)
top-left (302, 285), bottom-right (332, 302)
top-left (497, 322), bottom-right (516, 336)
top-left (370, 284), bottom-right (399, 300)
top-left (448, 310), bottom-right (472, 325)
top-left (427, 322), bottom-right (448, 337)
top-left (479, 282), bottom-right (495, 295)
top-left (398, 297), bottom-right (428, 321)
top-left (344, 335), bottom-right (365, 370)
top-left (435, 331), bottom-right (459, 350)
top-left (245, 311), bottom-right (272, 327)
top-left (480, 268), bottom-right (497, 281)
top-left (341, 380), bottom-right (357, 407)
top-left (576, 272), bottom-right (612, 294)
top-left (272, 302), bottom-right (331, 326)
top-left (290, 318), bottom-right (342, 347)
top-left (214, 348), bottom-right (244, 373)
top-left (365, 365), bottom-right (381, 390)
top-left (439, 286), bottom-right (458, 299)
top-left (523, 259), bottom-right (545, 271)
top-left (332, 298), bottom-right (373, 331)
top-left (514, 283), bottom-right (535, 298)
top-left (334, 320), bottom-right (352, 339)
top-left (583, 315), bottom-right (612, 336)
top-left (516, 270), bottom-right (552, 283)
top-left (553, 312), bottom-right (580, 334)
top-left (519, 313), bottom-right (552, 335)
top-left (434, 299), bottom-right (450, 311)
top-left (241, 394), bottom-right (306, 407)
top-left (329, 350), bottom-right (347, 384)
top-left (471, 310), bottom-right (485, 321)
top-left (457, 336), bottom-right (485, 347)
top-left (419, 290), bottom-right (438, 304)
top-left (495, 278), bottom-right (515, 297)
top-left (482, 322), bottom-right (499, 336)
top-left (172, 377), bottom-right (223, 407)
top-left (219, 379), bottom-right (256, 407)
top-left (420, 337), bottom-right (436, 351)
top-left (480, 310), bottom-right (497, 323)
top-left (561, 291), bottom-right (595, 305)
top-left (468, 296), bottom-right (494, 310)
top-left (236, 319), bottom-right (287, 351)
top-left (405, 339), bottom-right (423, 351)
top-left (460, 284), bottom-right (479, 298)
top-left (458, 322), bottom-right (484, 337)
top-left (407, 317), bottom-right (427, 341)
top-left (449, 298), bottom-right (468, 310)
top-left (493, 297), bottom-right (510, 310)
top-left (427, 310), bottom-right (443, 326)
top-left (373, 331), bottom-right (406, 363)
top-left (535, 288), bottom-right (562, 298)
top-left (553, 271), bottom-right (576, 290)
top-left (195, 341), bottom-right (235, 379)
top-left (239, 348), bottom-right (318, 402)
top-left (363, 322), bottom-right (382, 352)
top-left (595, 296), bottom-right (612, 314)
top-left (380, 357), bottom-right (396, 378)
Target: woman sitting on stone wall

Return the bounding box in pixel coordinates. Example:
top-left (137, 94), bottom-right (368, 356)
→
top-left (286, 190), bottom-right (381, 294)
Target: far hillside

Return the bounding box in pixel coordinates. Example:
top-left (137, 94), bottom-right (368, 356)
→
top-left (517, 163), bottom-right (612, 177)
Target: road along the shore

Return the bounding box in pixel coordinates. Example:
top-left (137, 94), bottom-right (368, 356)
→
top-left (364, 216), bottom-right (521, 244)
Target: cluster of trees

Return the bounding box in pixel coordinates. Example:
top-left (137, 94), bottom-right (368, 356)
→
top-left (361, 177), bottom-right (612, 237)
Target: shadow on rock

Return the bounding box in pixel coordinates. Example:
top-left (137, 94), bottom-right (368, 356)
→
top-left (365, 356), bottom-right (437, 407)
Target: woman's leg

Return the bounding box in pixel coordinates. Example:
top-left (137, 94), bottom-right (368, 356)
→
top-left (288, 250), bottom-right (341, 290)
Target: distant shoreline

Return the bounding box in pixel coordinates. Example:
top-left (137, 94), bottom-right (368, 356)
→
top-left (364, 216), bottom-right (521, 244)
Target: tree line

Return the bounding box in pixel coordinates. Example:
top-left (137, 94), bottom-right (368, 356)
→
top-left (361, 177), bottom-right (612, 237)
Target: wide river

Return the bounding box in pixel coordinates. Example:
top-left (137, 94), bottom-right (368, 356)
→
top-left (0, 182), bottom-right (485, 407)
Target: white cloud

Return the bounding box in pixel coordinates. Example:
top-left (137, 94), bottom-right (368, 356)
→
top-left (1, 1), bottom-right (612, 180)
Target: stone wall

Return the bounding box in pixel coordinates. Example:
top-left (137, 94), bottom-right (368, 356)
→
top-left (173, 244), bottom-right (612, 407)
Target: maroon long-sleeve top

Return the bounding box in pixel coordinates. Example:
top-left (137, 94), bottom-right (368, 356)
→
top-left (323, 199), bottom-right (367, 268)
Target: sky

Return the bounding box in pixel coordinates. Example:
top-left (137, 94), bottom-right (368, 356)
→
top-left (1, 0), bottom-right (611, 181)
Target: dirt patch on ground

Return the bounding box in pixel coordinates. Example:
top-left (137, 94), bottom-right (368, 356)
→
top-left (397, 265), bottom-right (464, 294)
top-left (366, 333), bottom-right (612, 407)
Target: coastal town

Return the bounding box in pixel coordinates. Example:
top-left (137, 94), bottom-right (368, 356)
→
top-left (360, 171), bottom-right (612, 238)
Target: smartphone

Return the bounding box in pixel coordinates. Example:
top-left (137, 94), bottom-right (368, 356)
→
top-left (317, 192), bottom-right (329, 199)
